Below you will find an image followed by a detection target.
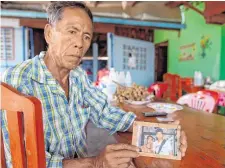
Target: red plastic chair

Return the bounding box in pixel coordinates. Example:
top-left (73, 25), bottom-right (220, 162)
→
top-left (197, 90), bottom-right (219, 104)
top-left (1, 82), bottom-right (46, 168)
top-left (177, 93), bottom-right (216, 113)
top-left (95, 68), bottom-right (109, 86)
top-left (148, 83), bottom-right (168, 98)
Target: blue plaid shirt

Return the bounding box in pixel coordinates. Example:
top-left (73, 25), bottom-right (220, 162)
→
top-left (1, 51), bottom-right (136, 168)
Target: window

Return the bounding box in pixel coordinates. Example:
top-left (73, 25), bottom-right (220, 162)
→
top-left (0, 27), bottom-right (15, 60)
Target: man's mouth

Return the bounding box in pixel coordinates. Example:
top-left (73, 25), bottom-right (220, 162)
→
top-left (67, 55), bottom-right (82, 59)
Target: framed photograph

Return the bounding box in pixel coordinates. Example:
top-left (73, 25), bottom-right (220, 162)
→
top-left (132, 121), bottom-right (181, 160)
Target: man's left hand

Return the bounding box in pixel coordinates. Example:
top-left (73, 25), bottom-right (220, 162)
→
top-left (170, 120), bottom-right (187, 157)
top-left (180, 130), bottom-right (187, 157)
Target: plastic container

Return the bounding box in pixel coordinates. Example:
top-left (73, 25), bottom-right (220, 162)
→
top-left (118, 71), bottom-right (126, 86)
top-left (194, 71), bottom-right (204, 86)
top-left (125, 71), bottom-right (132, 87)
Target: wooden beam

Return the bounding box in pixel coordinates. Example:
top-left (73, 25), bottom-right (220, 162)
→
top-left (165, 1), bottom-right (204, 16)
top-left (94, 23), bottom-right (115, 34)
top-left (182, 2), bottom-right (204, 16)
top-left (127, 1), bottom-right (137, 7)
top-left (204, 2), bottom-right (225, 17)
top-left (93, 1), bottom-right (100, 7)
top-left (205, 14), bottom-right (225, 25)
top-left (20, 18), bottom-right (47, 29)
top-left (165, 1), bottom-right (183, 8)
top-left (20, 18), bottom-right (116, 33)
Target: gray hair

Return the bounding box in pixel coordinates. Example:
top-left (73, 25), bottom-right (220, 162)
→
top-left (46, 1), bottom-right (93, 25)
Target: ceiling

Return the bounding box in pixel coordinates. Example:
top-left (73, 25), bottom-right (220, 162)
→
top-left (166, 1), bottom-right (225, 24)
top-left (1, 1), bottom-right (182, 23)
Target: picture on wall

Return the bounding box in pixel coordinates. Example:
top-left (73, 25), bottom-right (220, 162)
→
top-left (179, 43), bottom-right (196, 61)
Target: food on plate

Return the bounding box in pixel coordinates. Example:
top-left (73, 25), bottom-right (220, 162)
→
top-left (114, 83), bottom-right (152, 103)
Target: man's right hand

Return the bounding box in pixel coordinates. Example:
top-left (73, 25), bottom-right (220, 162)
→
top-left (94, 143), bottom-right (140, 168)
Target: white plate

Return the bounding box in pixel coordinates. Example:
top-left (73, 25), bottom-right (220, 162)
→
top-left (147, 102), bottom-right (183, 113)
top-left (125, 100), bottom-right (152, 105)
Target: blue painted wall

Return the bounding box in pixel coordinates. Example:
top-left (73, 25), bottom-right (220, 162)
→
top-left (108, 33), bottom-right (155, 87)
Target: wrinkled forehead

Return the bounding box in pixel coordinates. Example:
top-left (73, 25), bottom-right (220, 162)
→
top-left (54, 7), bottom-right (93, 32)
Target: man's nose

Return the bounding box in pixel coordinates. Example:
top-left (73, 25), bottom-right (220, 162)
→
top-left (74, 35), bottom-right (83, 49)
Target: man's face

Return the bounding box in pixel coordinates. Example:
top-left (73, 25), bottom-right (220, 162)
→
top-left (46, 7), bottom-right (93, 70)
top-left (147, 137), bottom-right (153, 145)
top-left (156, 132), bottom-right (163, 140)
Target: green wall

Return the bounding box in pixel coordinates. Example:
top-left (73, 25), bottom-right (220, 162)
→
top-left (154, 3), bottom-right (223, 80)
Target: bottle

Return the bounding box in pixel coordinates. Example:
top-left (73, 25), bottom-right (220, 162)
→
top-left (118, 71), bottom-right (126, 86)
top-left (196, 71), bottom-right (201, 86)
top-left (125, 71), bottom-right (132, 87)
top-left (194, 71), bottom-right (198, 86)
top-left (109, 68), bottom-right (116, 82)
top-left (199, 71), bottom-right (204, 86)
top-left (195, 71), bottom-right (204, 86)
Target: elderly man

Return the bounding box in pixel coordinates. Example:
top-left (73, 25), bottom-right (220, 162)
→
top-left (1, 2), bottom-right (187, 168)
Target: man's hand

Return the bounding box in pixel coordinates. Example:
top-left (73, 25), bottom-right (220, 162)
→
top-left (180, 130), bottom-right (187, 157)
top-left (170, 120), bottom-right (187, 157)
top-left (95, 143), bottom-right (139, 168)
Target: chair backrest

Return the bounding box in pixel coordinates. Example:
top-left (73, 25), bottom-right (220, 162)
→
top-left (1, 82), bottom-right (46, 168)
top-left (163, 73), bottom-right (182, 101)
top-left (96, 68), bottom-right (109, 86)
top-left (181, 77), bottom-right (193, 86)
top-left (177, 93), bottom-right (216, 113)
top-left (197, 90), bottom-right (219, 104)
top-left (148, 83), bottom-right (168, 98)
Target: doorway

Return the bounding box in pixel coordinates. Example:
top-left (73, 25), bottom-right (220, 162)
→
top-left (27, 28), bottom-right (47, 59)
top-left (155, 41), bottom-right (168, 82)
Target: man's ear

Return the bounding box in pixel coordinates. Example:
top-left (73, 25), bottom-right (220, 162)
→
top-left (44, 24), bottom-right (53, 45)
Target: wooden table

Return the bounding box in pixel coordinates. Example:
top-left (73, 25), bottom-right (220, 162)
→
top-left (115, 102), bottom-right (225, 168)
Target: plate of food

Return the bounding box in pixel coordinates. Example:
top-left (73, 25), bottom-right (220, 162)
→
top-left (146, 102), bottom-right (183, 113)
top-left (125, 95), bottom-right (154, 105)
top-left (114, 83), bottom-right (155, 105)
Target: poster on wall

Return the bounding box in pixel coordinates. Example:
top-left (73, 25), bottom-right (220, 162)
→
top-left (179, 43), bottom-right (196, 61)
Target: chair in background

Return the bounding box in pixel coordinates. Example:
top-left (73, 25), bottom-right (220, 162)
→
top-left (181, 77), bottom-right (193, 93)
top-left (177, 93), bottom-right (216, 113)
top-left (181, 77), bottom-right (204, 93)
top-left (1, 82), bottom-right (46, 168)
top-left (148, 83), bottom-right (168, 98)
top-left (163, 73), bottom-right (182, 101)
top-left (95, 68), bottom-right (109, 86)
top-left (197, 90), bottom-right (219, 104)
top-left (197, 90), bottom-right (220, 113)
top-left (181, 77), bottom-right (193, 86)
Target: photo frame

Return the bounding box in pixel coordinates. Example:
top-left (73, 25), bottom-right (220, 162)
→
top-left (132, 121), bottom-right (181, 160)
